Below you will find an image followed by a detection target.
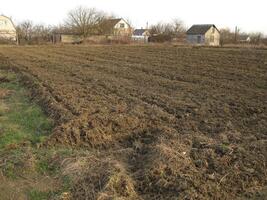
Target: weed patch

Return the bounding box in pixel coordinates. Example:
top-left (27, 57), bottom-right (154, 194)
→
top-left (0, 70), bottom-right (53, 148)
top-left (27, 189), bottom-right (51, 200)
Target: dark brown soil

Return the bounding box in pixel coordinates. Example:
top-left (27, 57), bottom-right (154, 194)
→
top-left (0, 45), bottom-right (266, 200)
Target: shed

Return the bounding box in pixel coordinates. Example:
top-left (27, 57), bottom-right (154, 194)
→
top-left (52, 33), bottom-right (83, 44)
top-left (186, 24), bottom-right (220, 46)
top-left (132, 29), bottom-right (150, 43)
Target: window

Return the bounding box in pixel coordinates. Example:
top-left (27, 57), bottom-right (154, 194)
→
top-left (120, 23), bottom-right (125, 28)
top-left (210, 35), bottom-right (214, 42)
top-left (212, 27), bottom-right (215, 33)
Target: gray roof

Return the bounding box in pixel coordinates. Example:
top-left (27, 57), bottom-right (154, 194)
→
top-left (186, 24), bottom-right (218, 35)
top-left (133, 29), bottom-right (148, 36)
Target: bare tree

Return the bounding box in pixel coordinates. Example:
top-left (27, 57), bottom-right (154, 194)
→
top-left (149, 19), bottom-right (186, 42)
top-left (17, 20), bottom-right (34, 41)
top-left (219, 28), bottom-right (235, 45)
top-left (32, 24), bottom-right (52, 43)
top-left (150, 22), bottom-right (173, 35)
top-left (219, 28), bottom-right (264, 46)
top-left (17, 21), bottom-right (53, 44)
top-left (250, 32), bottom-right (263, 45)
top-left (150, 19), bottom-right (185, 36)
top-left (65, 6), bottom-right (107, 38)
top-left (172, 19), bottom-right (186, 36)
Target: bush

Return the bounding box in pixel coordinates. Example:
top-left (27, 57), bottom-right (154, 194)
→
top-left (0, 38), bottom-right (17, 45)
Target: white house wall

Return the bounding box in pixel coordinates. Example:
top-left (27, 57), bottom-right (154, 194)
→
top-left (132, 35), bottom-right (149, 43)
top-left (113, 19), bottom-right (132, 36)
top-left (61, 35), bottom-right (82, 44)
top-left (205, 27), bottom-right (220, 46)
top-left (0, 16), bottom-right (17, 41)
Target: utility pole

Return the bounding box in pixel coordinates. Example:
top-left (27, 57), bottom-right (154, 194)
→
top-left (234, 26), bottom-right (238, 43)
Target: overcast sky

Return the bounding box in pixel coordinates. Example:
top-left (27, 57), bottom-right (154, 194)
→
top-left (1, 0), bottom-right (267, 34)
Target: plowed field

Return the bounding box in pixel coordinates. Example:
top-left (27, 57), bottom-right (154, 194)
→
top-left (0, 45), bottom-right (266, 199)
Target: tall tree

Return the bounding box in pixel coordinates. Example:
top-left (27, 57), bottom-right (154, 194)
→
top-left (150, 19), bottom-right (185, 36)
top-left (65, 6), bottom-right (106, 38)
top-left (172, 19), bottom-right (186, 36)
top-left (17, 20), bottom-right (34, 41)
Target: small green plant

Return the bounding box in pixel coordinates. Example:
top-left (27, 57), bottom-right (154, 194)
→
top-left (0, 148), bottom-right (26, 179)
top-left (215, 144), bottom-right (232, 155)
top-left (62, 175), bottom-right (72, 191)
top-left (27, 189), bottom-right (50, 200)
top-left (36, 160), bottom-right (50, 174)
top-left (3, 162), bottom-right (16, 179)
top-left (36, 158), bottom-right (59, 175)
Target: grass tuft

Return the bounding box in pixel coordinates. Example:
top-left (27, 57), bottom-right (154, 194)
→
top-left (27, 190), bottom-right (50, 200)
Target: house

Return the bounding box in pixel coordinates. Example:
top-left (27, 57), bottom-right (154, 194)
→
top-left (99, 18), bottom-right (132, 37)
top-left (0, 15), bottom-right (17, 41)
top-left (132, 29), bottom-right (150, 43)
top-left (186, 24), bottom-right (220, 46)
top-left (238, 35), bottom-right (251, 43)
top-left (52, 33), bottom-right (83, 44)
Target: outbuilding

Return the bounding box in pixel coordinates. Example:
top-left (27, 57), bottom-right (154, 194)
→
top-left (186, 24), bottom-right (220, 46)
top-left (132, 29), bottom-right (150, 43)
top-left (52, 33), bottom-right (83, 44)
